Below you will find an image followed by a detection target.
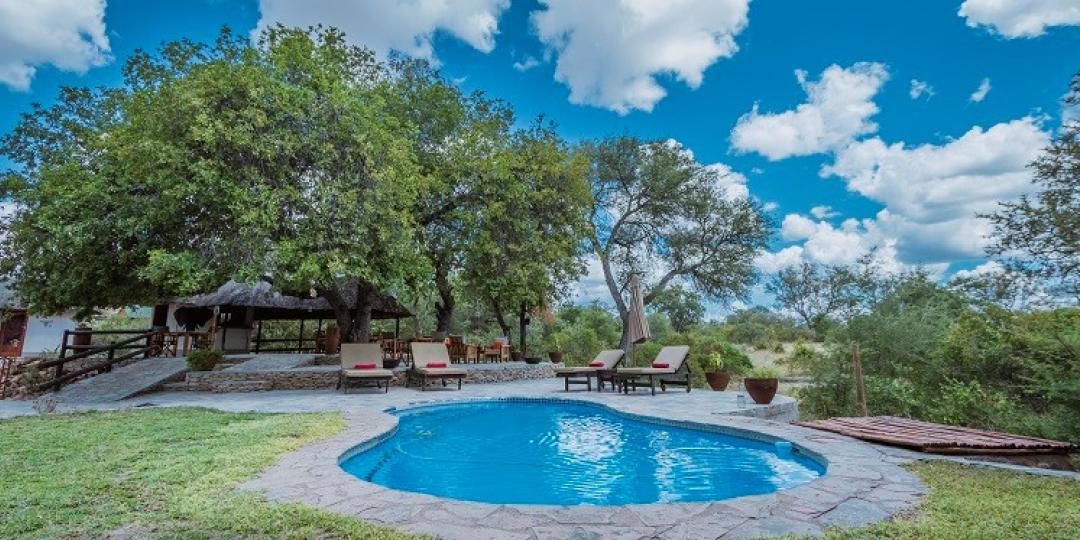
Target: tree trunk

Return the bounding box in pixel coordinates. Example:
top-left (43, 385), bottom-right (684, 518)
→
top-left (518, 301), bottom-right (528, 355)
top-left (433, 259), bottom-right (455, 333)
top-left (353, 281), bottom-right (377, 343)
top-left (319, 287), bottom-right (355, 343)
top-left (491, 299), bottom-right (512, 339)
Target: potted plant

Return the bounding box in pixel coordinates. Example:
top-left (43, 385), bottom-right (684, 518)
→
top-left (743, 365), bottom-right (781, 404)
top-left (704, 342), bottom-right (751, 391)
top-left (547, 333), bottom-right (564, 363)
top-left (186, 349), bottom-right (224, 371)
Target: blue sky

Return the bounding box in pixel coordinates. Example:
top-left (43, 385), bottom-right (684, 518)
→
top-left (1, 0), bottom-right (1078, 312)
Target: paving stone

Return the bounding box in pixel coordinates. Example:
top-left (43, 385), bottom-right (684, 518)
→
top-left (657, 508), bottom-right (748, 539)
top-left (724, 516), bottom-right (823, 539)
top-left (401, 521), bottom-right (531, 540)
top-left (819, 498), bottom-right (891, 527)
top-left (531, 525), bottom-right (656, 540)
top-left (625, 503), bottom-right (708, 526)
top-left (52, 358), bottom-right (188, 402)
top-left (482, 508), bottom-right (555, 531)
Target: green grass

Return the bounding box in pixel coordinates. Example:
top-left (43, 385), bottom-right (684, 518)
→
top-left (824, 461), bottom-right (1080, 539)
top-left (0, 408), bottom-right (417, 539)
top-left (2, 409), bottom-right (1078, 539)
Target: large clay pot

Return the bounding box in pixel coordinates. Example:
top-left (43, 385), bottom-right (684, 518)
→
top-left (705, 371), bottom-right (731, 391)
top-left (744, 378), bottom-right (778, 404)
top-left (547, 351), bottom-right (563, 363)
top-left (512, 351), bottom-right (525, 361)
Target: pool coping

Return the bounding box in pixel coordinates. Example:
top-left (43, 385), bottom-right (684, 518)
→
top-left (240, 396), bottom-right (926, 539)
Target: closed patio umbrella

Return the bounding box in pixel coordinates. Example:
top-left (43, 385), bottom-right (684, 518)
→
top-left (626, 274), bottom-right (651, 345)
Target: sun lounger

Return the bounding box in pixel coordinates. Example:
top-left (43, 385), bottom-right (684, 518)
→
top-left (553, 349), bottom-right (624, 391)
top-left (615, 345), bottom-right (691, 395)
top-left (337, 343), bottom-right (394, 393)
top-left (410, 342), bottom-right (467, 390)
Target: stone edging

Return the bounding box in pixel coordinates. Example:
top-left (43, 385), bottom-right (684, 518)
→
top-left (240, 396), bottom-right (925, 539)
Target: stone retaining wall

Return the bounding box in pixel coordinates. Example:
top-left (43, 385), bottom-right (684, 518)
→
top-left (181, 362), bottom-right (557, 392)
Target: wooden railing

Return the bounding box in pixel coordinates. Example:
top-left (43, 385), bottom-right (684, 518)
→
top-left (33, 330), bottom-right (158, 391)
top-left (27, 329), bottom-right (211, 391)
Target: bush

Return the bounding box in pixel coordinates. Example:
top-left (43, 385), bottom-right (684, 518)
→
top-left (747, 365), bottom-right (781, 379)
top-left (796, 273), bottom-right (1080, 444)
top-left (707, 342), bottom-right (752, 376)
top-left (186, 349), bottom-right (224, 371)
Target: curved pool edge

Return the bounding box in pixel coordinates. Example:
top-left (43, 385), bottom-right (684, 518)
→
top-left (244, 394), bottom-right (927, 539)
top-left (337, 397), bottom-right (829, 472)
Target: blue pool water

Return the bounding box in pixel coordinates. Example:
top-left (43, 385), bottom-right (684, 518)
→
top-left (339, 401), bottom-right (825, 505)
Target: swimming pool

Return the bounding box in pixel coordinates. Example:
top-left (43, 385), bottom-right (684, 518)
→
top-left (340, 400), bottom-right (825, 505)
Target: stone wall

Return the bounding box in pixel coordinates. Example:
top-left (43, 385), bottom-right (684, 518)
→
top-left (179, 362), bottom-right (557, 392)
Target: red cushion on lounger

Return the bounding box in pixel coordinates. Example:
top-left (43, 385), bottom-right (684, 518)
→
top-left (588, 361), bottom-right (605, 367)
top-left (354, 363), bottom-right (377, 370)
top-left (428, 362), bottom-right (448, 368)
top-left (652, 362), bottom-right (669, 368)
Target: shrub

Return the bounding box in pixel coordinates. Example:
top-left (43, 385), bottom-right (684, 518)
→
top-left (186, 349), bottom-right (224, 371)
top-left (747, 365), bottom-right (781, 379)
top-left (707, 342), bottom-right (752, 375)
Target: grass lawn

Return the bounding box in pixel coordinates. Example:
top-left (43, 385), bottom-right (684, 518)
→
top-left (1, 408), bottom-right (1077, 539)
top-left (0, 407), bottom-right (417, 539)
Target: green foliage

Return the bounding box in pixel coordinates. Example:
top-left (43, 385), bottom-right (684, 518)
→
top-left (185, 349), bottom-right (224, 371)
top-left (766, 261), bottom-right (863, 335)
top-left (747, 365), bottom-right (781, 379)
top-left (796, 272), bottom-right (1080, 444)
top-left (536, 303), bottom-right (622, 366)
top-left (647, 285), bottom-right (705, 332)
top-left (583, 136), bottom-right (770, 345)
top-left (707, 341), bottom-right (752, 375)
top-left (721, 307), bottom-right (811, 345)
top-left (986, 71), bottom-right (1080, 301)
top-left (0, 408), bottom-right (416, 539)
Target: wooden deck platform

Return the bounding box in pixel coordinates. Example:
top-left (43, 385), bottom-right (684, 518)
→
top-left (798, 416), bottom-right (1077, 457)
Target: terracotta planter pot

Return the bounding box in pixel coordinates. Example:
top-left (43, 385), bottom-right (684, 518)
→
top-left (705, 371), bottom-right (731, 391)
top-left (524, 356), bottom-right (542, 365)
top-left (744, 378), bottom-right (779, 404)
top-left (547, 351), bottom-right (563, 363)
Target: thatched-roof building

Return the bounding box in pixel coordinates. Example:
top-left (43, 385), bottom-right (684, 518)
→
top-left (153, 280), bottom-right (412, 353)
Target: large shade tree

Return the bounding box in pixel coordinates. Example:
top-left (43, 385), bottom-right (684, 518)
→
top-left (459, 121), bottom-right (592, 350)
top-left (766, 261), bottom-right (862, 335)
top-left (0, 27), bottom-right (429, 341)
top-left (585, 136), bottom-right (771, 349)
top-left (986, 71), bottom-right (1080, 302)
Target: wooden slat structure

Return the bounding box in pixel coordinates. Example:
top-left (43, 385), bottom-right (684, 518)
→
top-left (798, 416), bottom-right (1078, 456)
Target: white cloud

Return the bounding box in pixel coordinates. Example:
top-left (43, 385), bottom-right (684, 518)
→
top-left (754, 246), bottom-right (804, 273)
top-left (822, 117), bottom-right (1050, 262)
top-left (513, 56), bottom-right (540, 72)
top-left (909, 79), bottom-right (934, 100)
top-left (662, 139), bottom-right (750, 201)
top-left (255, 0), bottom-right (509, 62)
top-left (531, 0), bottom-right (750, 114)
top-left (0, 0), bottom-right (110, 91)
top-left (762, 201), bottom-right (780, 212)
top-left (731, 62), bottom-right (890, 160)
top-left (970, 77), bottom-right (992, 102)
top-left (959, 0), bottom-right (1080, 38)
top-left (810, 205), bottom-right (840, 219)
top-left (952, 260), bottom-right (1004, 281)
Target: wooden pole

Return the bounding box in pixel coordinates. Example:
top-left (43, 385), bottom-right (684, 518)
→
top-left (852, 342), bottom-right (868, 416)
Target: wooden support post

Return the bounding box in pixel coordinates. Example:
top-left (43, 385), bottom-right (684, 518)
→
top-left (254, 321), bottom-right (262, 353)
top-left (298, 319), bottom-right (305, 352)
top-left (852, 342), bottom-right (868, 416)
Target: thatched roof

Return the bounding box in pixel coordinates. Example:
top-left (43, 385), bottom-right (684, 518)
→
top-left (174, 280), bottom-right (412, 320)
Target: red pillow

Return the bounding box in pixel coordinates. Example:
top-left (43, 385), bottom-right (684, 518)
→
top-left (588, 361), bottom-right (605, 367)
top-left (354, 363), bottom-right (377, 370)
top-left (652, 362), bottom-right (670, 368)
top-left (428, 362), bottom-right (448, 368)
